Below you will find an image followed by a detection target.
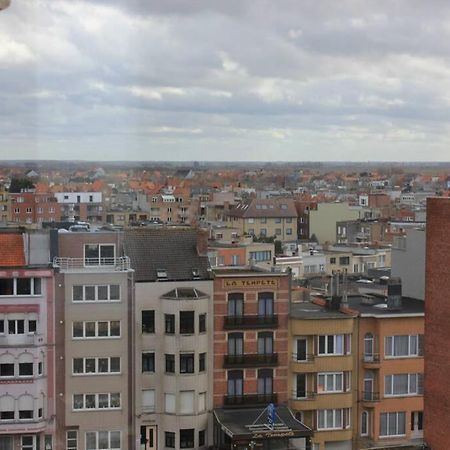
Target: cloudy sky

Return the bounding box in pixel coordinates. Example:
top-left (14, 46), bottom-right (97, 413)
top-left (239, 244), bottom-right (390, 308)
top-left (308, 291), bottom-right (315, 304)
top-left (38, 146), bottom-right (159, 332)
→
top-left (1, 0), bottom-right (450, 161)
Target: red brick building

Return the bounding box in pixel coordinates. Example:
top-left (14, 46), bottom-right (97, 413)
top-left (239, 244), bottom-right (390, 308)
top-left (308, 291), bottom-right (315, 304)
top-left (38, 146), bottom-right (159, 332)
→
top-left (9, 191), bottom-right (60, 224)
top-left (212, 268), bottom-right (312, 449)
top-left (424, 197), bottom-right (450, 450)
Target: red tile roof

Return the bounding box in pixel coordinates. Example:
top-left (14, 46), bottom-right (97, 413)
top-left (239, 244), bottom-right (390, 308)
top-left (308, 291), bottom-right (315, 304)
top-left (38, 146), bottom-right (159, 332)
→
top-left (0, 234), bottom-right (25, 267)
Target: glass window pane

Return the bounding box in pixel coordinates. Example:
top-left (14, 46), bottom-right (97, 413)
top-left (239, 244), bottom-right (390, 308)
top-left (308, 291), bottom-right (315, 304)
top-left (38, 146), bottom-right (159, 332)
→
top-left (97, 286), bottom-right (108, 300)
top-left (73, 286), bottom-right (83, 301)
top-left (85, 286), bottom-right (96, 301)
top-left (85, 322), bottom-right (96, 337)
top-left (98, 322), bottom-right (108, 336)
top-left (110, 285), bottom-right (120, 300)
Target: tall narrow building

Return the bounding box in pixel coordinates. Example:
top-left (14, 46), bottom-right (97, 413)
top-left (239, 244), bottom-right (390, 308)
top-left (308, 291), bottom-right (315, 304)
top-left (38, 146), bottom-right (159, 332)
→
top-left (424, 197), bottom-right (450, 449)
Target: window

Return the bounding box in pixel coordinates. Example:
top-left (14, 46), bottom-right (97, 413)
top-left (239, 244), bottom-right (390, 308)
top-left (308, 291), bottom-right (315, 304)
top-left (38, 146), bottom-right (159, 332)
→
top-left (231, 254), bottom-right (240, 265)
top-left (180, 353), bottom-right (194, 374)
top-left (275, 228), bottom-right (281, 236)
top-left (317, 409), bottom-right (350, 430)
top-left (142, 389), bottom-right (155, 412)
top-left (317, 372), bottom-right (343, 393)
top-left (179, 391), bottom-right (195, 414)
top-left (258, 332), bottom-right (273, 355)
top-left (180, 429), bottom-right (194, 449)
top-left (142, 353), bottom-right (155, 373)
top-left (84, 244), bottom-right (115, 266)
top-left (165, 394), bottom-right (175, 413)
top-left (286, 228), bottom-right (292, 235)
top-left (227, 370), bottom-right (243, 396)
top-left (73, 357), bottom-right (120, 375)
top-left (249, 251), bottom-right (272, 262)
top-left (73, 393), bottom-right (121, 410)
top-left (330, 257), bottom-right (336, 264)
top-left (165, 432), bottom-right (175, 448)
top-left (385, 335), bottom-right (424, 358)
top-left (198, 392), bottom-right (206, 412)
top-left (165, 314), bottom-right (175, 334)
top-left (142, 311), bottom-right (155, 333)
top-left (339, 256), bottom-right (350, 265)
top-left (72, 285), bottom-right (120, 302)
top-left (21, 436), bottom-right (35, 450)
top-left (257, 369), bottom-right (273, 395)
top-left (180, 311), bottom-right (195, 334)
top-left (228, 293), bottom-right (243, 317)
top-left (384, 373), bottom-right (423, 396)
top-left (199, 313), bottom-right (206, 333)
top-left (361, 411), bottom-right (369, 436)
top-left (318, 335), bottom-right (345, 355)
top-left (228, 333), bottom-right (243, 356)
top-left (165, 354), bottom-right (175, 373)
top-left (199, 430), bottom-right (206, 447)
top-left (296, 338), bottom-right (307, 361)
top-left (0, 278), bottom-right (41, 296)
top-left (67, 431), bottom-right (78, 450)
top-left (260, 228), bottom-right (267, 237)
top-left (19, 363), bottom-right (33, 377)
top-left (85, 431), bottom-right (121, 450)
top-left (258, 292), bottom-right (274, 317)
top-left (72, 321), bottom-right (120, 339)
top-left (260, 217), bottom-right (267, 224)
top-left (199, 353), bottom-right (206, 372)
top-left (0, 363), bottom-right (14, 377)
top-left (296, 373), bottom-right (306, 398)
top-left (380, 412), bottom-right (406, 437)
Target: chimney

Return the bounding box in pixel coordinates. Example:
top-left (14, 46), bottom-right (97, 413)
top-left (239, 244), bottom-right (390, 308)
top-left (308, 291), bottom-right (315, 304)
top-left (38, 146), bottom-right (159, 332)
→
top-left (387, 277), bottom-right (402, 310)
top-left (196, 228), bottom-right (209, 256)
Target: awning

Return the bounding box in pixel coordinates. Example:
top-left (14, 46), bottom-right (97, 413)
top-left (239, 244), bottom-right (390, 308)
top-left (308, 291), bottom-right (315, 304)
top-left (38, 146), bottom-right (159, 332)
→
top-left (214, 405), bottom-right (312, 440)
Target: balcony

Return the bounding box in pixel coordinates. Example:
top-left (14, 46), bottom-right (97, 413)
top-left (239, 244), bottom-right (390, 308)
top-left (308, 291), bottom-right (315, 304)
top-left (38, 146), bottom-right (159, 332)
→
top-left (361, 391), bottom-right (380, 404)
top-left (53, 256), bottom-right (131, 272)
top-left (362, 353), bottom-right (381, 368)
top-left (223, 393), bottom-right (278, 408)
top-left (223, 315), bottom-right (278, 330)
top-left (223, 353), bottom-right (278, 368)
top-left (0, 334), bottom-right (45, 348)
top-left (291, 391), bottom-right (316, 401)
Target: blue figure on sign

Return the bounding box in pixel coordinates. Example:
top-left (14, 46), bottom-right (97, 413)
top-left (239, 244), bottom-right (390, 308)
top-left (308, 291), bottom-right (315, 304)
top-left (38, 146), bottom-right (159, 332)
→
top-left (267, 403), bottom-right (276, 430)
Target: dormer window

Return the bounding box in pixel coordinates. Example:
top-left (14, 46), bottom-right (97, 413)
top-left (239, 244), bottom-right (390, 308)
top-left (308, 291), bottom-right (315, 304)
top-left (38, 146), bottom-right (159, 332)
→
top-left (157, 269), bottom-right (168, 280)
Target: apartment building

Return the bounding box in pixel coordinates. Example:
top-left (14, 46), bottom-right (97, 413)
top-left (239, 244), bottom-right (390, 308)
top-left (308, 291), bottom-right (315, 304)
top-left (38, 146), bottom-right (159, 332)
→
top-left (324, 247), bottom-right (391, 276)
top-left (309, 203), bottom-right (361, 244)
top-left (0, 231), bottom-right (56, 450)
top-left (224, 199), bottom-right (298, 242)
top-left (0, 191), bottom-right (9, 222)
top-left (289, 295), bottom-right (356, 450)
top-left (212, 268), bottom-right (312, 449)
top-left (424, 197), bottom-right (450, 450)
top-left (54, 192), bottom-right (105, 223)
top-left (336, 220), bottom-right (389, 245)
top-left (9, 192), bottom-right (60, 224)
top-left (350, 281), bottom-right (424, 449)
top-left (124, 228), bottom-right (213, 450)
top-left (52, 231), bottom-right (133, 450)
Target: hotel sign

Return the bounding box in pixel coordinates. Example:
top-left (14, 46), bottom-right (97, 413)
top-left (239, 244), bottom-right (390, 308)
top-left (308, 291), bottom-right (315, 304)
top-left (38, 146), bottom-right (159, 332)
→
top-left (223, 278), bottom-right (279, 289)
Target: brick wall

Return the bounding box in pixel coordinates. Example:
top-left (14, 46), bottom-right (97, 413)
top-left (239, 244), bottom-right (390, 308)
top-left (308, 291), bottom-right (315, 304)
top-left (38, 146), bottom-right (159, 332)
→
top-left (424, 197), bottom-right (450, 449)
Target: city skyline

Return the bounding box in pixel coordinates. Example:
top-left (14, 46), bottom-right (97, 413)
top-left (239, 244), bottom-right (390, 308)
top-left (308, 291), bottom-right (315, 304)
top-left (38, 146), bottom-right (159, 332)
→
top-left (2, 1), bottom-right (450, 161)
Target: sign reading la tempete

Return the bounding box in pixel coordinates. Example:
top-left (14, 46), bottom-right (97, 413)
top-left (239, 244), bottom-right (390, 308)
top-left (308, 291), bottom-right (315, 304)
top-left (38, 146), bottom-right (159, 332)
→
top-left (223, 278), bottom-right (279, 289)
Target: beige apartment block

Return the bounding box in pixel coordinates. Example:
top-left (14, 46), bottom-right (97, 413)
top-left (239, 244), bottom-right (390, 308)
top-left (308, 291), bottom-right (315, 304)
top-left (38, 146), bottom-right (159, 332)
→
top-left (53, 231), bottom-right (133, 450)
top-left (224, 198), bottom-right (298, 242)
top-left (309, 203), bottom-right (361, 244)
top-left (124, 228), bottom-right (213, 450)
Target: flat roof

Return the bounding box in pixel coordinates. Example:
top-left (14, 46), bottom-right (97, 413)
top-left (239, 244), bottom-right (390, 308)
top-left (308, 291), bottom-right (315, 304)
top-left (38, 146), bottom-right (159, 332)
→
top-left (290, 301), bottom-right (353, 320)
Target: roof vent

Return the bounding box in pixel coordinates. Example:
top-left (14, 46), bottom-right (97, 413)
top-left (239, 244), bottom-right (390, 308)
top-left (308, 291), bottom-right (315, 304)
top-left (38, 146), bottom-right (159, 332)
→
top-left (192, 268), bottom-right (200, 280)
top-left (156, 269), bottom-right (168, 280)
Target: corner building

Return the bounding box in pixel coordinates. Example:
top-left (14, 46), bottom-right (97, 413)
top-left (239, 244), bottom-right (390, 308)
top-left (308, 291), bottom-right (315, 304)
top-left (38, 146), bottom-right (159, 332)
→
top-left (212, 268), bottom-right (312, 450)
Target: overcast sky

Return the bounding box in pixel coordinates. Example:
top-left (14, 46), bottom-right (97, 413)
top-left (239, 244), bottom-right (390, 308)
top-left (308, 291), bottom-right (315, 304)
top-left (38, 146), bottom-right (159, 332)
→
top-left (1, 0), bottom-right (450, 161)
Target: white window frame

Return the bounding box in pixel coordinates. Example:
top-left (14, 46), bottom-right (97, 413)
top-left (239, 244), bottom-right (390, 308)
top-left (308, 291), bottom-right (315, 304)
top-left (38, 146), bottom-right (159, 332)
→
top-left (85, 431), bottom-right (121, 450)
top-left (361, 411), bottom-right (369, 436)
top-left (317, 334), bottom-right (345, 356)
top-left (72, 321), bottom-right (121, 339)
top-left (72, 357), bottom-right (121, 376)
top-left (73, 393), bottom-right (121, 411)
top-left (384, 373), bottom-right (423, 397)
top-left (379, 411), bottom-right (406, 437)
top-left (66, 430), bottom-right (78, 450)
top-left (72, 285), bottom-right (121, 303)
top-left (317, 372), bottom-right (344, 393)
top-left (317, 408), bottom-right (349, 430)
top-left (384, 335), bottom-right (422, 358)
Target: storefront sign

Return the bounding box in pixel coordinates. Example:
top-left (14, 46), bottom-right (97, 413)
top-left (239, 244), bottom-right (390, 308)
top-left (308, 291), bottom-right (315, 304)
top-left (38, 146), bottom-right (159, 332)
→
top-left (223, 278), bottom-right (279, 289)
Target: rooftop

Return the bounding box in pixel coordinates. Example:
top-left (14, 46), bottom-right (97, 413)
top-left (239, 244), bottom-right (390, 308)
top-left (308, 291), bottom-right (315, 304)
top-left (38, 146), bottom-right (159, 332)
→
top-left (0, 234), bottom-right (26, 267)
top-left (124, 228), bottom-right (211, 282)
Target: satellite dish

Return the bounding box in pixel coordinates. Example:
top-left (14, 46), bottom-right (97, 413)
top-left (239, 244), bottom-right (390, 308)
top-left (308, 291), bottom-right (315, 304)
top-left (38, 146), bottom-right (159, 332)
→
top-left (0, 0), bottom-right (11, 10)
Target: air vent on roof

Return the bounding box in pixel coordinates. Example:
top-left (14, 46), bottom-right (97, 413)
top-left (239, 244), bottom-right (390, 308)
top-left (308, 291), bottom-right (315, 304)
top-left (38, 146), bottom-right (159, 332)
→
top-left (192, 268), bottom-right (200, 280)
top-left (156, 269), bottom-right (168, 280)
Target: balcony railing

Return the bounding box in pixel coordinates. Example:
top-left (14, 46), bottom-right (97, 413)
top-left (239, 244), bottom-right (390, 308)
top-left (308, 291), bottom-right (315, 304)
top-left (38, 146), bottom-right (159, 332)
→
top-left (0, 334), bottom-right (45, 348)
top-left (291, 391), bottom-right (316, 400)
top-left (223, 353), bottom-right (278, 368)
top-left (223, 393), bottom-right (278, 408)
top-left (53, 257), bottom-right (131, 272)
top-left (291, 353), bottom-right (315, 363)
top-left (362, 353), bottom-right (380, 363)
top-left (361, 391), bottom-right (380, 402)
top-left (224, 315), bottom-right (278, 329)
